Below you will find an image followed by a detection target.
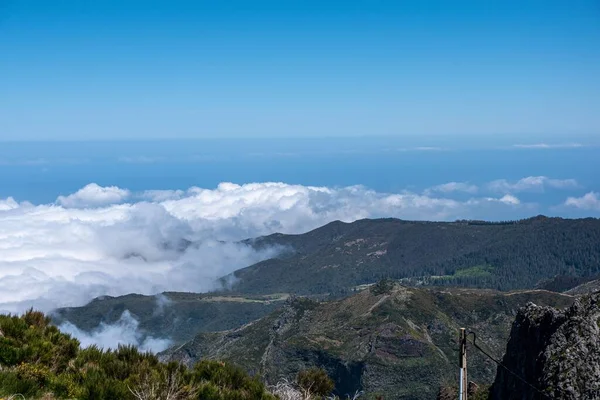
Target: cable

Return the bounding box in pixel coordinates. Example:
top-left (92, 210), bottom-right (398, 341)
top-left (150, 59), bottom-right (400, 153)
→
top-left (466, 331), bottom-right (554, 400)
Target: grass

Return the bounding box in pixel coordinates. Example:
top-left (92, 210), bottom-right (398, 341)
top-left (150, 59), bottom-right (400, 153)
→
top-left (453, 265), bottom-right (495, 277)
top-left (428, 265), bottom-right (496, 281)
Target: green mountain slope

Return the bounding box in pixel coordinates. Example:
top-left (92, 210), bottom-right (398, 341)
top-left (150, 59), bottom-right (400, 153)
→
top-left (53, 292), bottom-right (287, 344)
top-left (231, 216), bottom-right (600, 295)
top-left (162, 283), bottom-right (574, 400)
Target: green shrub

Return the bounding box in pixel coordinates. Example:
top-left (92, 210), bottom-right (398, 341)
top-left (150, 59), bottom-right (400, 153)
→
top-left (191, 361), bottom-right (275, 400)
top-left (0, 337), bottom-right (21, 366)
top-left (297, 367), bottom-right (335, 396)
top-left (50, 372), bottom-right (82, 398)
top-left (0, 311), bottom-right (276, 400)
top-left (16, 362), bottom-right (52, 386)
top-left (196, 381), bottom-right (222, 400)
top-left (0, 370), bottom-right (42, 398)
top-left (370, 278), bottom-right (395, 296)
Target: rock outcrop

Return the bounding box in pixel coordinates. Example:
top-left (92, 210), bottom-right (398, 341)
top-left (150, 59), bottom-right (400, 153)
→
top-left (491, 293), bottom-right (600, 399)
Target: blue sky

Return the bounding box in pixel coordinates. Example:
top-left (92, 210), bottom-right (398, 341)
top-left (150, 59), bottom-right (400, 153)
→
top-left (1, 0), bottom-right (599, 140)
top-left (1, 1), bottom-right (600, 318)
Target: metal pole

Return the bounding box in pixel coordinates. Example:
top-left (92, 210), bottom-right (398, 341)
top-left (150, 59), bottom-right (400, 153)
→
top-left (459, 328), bottom-right (468, 400)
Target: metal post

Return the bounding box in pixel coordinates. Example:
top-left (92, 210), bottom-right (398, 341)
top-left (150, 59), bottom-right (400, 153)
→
top-left (459, 328), bottom-right (468, 400)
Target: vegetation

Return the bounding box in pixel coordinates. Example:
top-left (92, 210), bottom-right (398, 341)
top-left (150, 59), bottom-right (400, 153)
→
top-left (164, 284), bottom-right (574, 399)
top-left (452, 265), bottom-right (495, 278)
top-left (369, 279), bottom-right (394, 296)
top-left (232, 217), bottom-right (600, 295)
top-left (297, 368), bottom-right (334, 397)
top-left (0, 310), bottom-right (275, 400)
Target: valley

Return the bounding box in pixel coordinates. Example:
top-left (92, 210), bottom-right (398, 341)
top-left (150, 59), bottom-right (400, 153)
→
top-left (160, 283), bottom-right (574, 399)
top-left (47, 216), bottom-right (600, 399)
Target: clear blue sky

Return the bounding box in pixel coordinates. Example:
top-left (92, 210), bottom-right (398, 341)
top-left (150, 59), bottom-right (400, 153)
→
top-left (1, 0), bottom-right (599, 140)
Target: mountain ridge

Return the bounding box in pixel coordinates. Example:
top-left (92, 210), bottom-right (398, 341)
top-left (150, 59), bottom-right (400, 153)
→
top-left (162, 283), bottom-right (574, 399)
top-left (229, 216), bottom-right (600, 295)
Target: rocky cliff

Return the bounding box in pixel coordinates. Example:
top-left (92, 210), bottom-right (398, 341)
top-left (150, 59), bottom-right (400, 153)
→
top-left (491, 292), bottom-right (600, 399)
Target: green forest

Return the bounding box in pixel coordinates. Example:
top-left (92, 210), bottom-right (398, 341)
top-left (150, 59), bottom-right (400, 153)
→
top-left (232, 217), bottom-right (600, 295)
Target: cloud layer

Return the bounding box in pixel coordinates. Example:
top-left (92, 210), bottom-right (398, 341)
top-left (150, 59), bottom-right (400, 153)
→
top-left (487, 176), bottom-right (579, 193)
top-left (1, 179), bottom-right (593, 350)
top-left (0, 181), bottom-right (539, 315)
top-left (1, 176), bottom-right (594, 317)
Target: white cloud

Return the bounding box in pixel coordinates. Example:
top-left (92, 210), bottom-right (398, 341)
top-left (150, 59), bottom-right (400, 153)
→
top-left (466, 194), bottom-right (521, 206)
top-left (0, 181), bottom-right (529, 316)
top-left (565, 192), bottom-right (600, 211)
top-left (512, 143), bottom-right (584, 149)
top-left (498, 194), bottom-right (521, 205)
top-left (59, 310), bottom-right (171, 352)
top-left (424, 182), bottom-right (478, 195)
top-left (57, 183), bottom-right (131, 208)
top-left (487, 176), bottom-right (579, 193)
top-left (0, 197), bottom-right (20, 211)
top-left (0, 200), bottom-right (281, 314)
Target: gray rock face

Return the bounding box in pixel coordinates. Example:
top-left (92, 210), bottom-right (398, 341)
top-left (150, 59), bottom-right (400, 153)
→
top-left (491, 293), bottom-right (600, 399)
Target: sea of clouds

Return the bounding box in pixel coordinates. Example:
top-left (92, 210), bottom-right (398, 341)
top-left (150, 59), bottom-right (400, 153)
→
top-left (0, 179), bottom-right (595, 351)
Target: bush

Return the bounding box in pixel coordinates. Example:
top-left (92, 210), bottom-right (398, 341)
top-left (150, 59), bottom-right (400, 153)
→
top-left (50, 373), bottom-right (81, 398)
top-left (297, 367), bottom-right (335, 397)
top-left (370, 279), bottom-right (395, 296)
top-left (0, 311), bottom-right (276, 400)
top-left (191, 361), bottom-right (275, 400)
top-left (0, 370), bottom-right (42, 398)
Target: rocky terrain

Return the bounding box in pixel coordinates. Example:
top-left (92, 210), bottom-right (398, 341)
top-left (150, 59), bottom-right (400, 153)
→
top-left (162, 283), bottom-right (573, 399)
top-left (491, 292), bottom-right (600, 399)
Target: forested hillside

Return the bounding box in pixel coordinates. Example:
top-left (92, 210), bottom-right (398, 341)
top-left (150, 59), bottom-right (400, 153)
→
top-left (53, 292), bottom-right (286, 344)
top-left (232, 216), bottom-right (600, 295)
